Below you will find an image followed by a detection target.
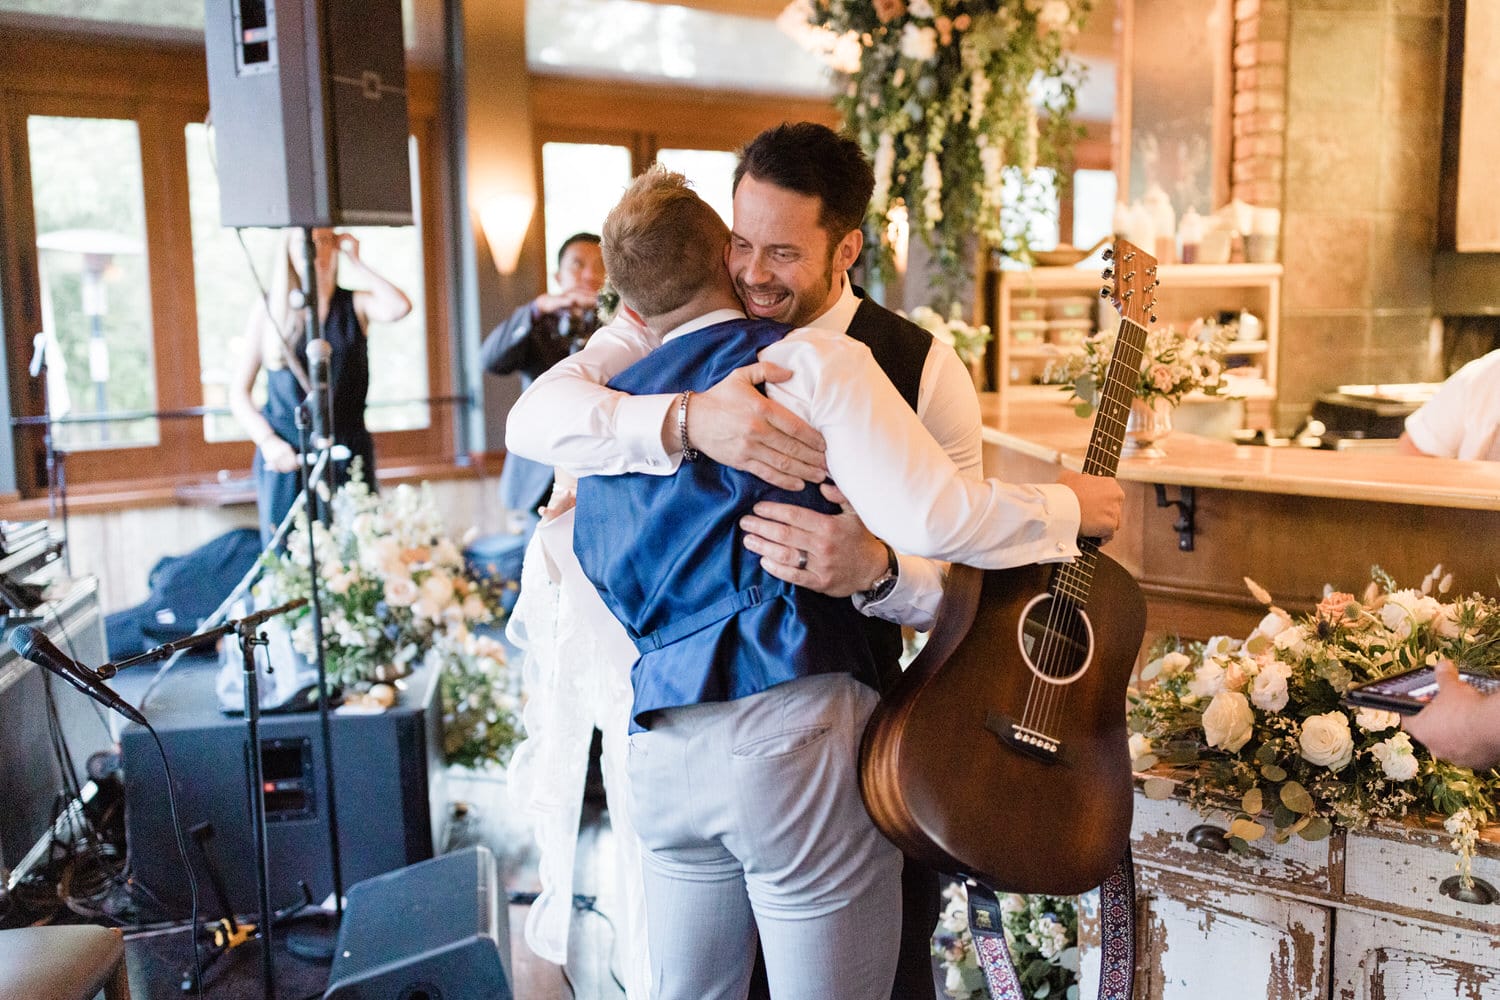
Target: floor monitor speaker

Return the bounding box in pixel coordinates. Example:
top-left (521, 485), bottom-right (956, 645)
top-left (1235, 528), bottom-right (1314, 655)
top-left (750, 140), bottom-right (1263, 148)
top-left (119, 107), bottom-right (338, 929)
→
top-left (203, 0), bottom-right (413, 228)
top-left (323, 846), bottom-right (511, 1000)
top-left (120, 662), bottom-right (444, 917)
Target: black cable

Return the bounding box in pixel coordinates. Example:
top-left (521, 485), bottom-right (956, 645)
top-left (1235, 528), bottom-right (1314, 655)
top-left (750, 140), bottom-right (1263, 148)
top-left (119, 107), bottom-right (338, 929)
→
top-left (144, 721), bottom-right (203, 999)
top-left (573, 895), bottom-right (627, 994)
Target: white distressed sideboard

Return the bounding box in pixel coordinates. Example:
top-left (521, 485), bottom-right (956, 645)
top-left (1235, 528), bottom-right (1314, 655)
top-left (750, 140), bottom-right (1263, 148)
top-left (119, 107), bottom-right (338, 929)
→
top-left (1078, 788), bottom-right (1500, 998)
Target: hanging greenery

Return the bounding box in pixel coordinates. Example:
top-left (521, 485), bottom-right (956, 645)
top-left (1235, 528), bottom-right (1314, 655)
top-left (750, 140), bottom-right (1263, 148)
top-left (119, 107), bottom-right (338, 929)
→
top-left (780, 0), bottom-right (1092, 294)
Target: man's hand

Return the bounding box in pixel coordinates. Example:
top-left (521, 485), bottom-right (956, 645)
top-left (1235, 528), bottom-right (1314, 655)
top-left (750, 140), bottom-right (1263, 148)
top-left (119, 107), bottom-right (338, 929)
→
top-left (740, 483), bottom-right (886, 597)
top-left (533, 287), bottom-right (599, 315)
top-left (685, 362), bottom-right (828, 491)
top-left (1404, 660), bottom-right (1500, 770)
top-left (1058, 470), bottom-right (1124, 541)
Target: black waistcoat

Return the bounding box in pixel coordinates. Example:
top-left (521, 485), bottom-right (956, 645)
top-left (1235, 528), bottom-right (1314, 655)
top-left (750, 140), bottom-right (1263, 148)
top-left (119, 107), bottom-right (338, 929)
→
top-left (843, 291), bottom-right (935, 689)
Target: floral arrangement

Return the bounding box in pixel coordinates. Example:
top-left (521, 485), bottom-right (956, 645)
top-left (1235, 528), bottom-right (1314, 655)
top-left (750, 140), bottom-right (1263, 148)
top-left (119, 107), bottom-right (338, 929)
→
top-left (1045, 317), bottom-right (1234, 417)
top-left (1128, 567), bottom-right (1500, 882)
top-left (256, 473), bottom-right (524, 769)
top-left (907, 303), bottom-right (992, 366)
top-left (932, 882), bottom-right (1080, 999)
top-left (779, 0), bottom-right (1091, 289)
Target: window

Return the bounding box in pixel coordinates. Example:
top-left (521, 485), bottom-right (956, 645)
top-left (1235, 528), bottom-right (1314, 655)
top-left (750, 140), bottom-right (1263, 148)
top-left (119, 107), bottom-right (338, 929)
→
top-left (185, 127), bottom-right (431, 441)
top-left (28, 115), bottom-right (157, 452)
top-left (540, 142), bottom-right (632, 282)
top-left (1, 35), bottom-right (451, 499)
top-left (655, 148), bottom-right (737, 226)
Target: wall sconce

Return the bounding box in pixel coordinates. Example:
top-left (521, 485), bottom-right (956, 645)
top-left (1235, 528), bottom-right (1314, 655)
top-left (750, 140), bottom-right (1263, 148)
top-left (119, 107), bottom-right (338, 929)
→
top-left (479, 193), bottom-right (535, 275)
top-left (885, 201), bottom-right (910, 275)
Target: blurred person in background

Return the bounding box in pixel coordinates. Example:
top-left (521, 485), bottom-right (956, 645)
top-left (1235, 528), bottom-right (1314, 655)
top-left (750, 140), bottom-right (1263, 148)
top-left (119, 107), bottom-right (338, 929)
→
top-left (230, 228), bottom-right (411, 545)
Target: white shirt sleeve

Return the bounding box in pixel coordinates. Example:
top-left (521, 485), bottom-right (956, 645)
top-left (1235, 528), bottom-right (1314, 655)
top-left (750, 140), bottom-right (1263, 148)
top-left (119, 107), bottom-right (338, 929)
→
top-left (1404, 350), bottom-right (1500, 461)
top-left (852, 341), bottom-right (986, 630)
top-left (763, 332), bottom-right (1083, 570)
top-left (504, 317), bottom-right (680, 477)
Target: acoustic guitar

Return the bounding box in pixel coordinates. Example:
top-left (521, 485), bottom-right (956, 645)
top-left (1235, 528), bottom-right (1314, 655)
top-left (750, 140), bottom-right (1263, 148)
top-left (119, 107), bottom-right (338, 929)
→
top-left (860, 239), bottom-right (1155, 896)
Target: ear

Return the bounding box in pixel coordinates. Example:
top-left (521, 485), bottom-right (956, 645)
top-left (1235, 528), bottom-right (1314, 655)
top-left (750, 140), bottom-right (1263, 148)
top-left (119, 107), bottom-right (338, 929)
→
top-left (833, 228), bottom-right (863, 273)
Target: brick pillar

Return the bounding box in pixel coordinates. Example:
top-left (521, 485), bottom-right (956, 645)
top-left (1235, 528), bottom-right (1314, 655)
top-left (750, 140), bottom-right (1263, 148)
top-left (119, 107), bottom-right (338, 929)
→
top-left (1231, 0), bottom-right (1289, 209)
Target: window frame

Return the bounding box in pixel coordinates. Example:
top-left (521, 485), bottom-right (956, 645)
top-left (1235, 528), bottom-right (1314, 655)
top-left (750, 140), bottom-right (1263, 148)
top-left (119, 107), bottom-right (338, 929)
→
top-left (0, 28), bottom-right (452, 501)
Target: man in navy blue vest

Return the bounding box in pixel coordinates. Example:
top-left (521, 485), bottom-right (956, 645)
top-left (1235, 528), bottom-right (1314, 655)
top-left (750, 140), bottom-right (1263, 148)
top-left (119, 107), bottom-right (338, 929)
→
top-left (509, 123), bottom-right (1122, 999)
top-left (561, 167), bottom-right (1121, 1000)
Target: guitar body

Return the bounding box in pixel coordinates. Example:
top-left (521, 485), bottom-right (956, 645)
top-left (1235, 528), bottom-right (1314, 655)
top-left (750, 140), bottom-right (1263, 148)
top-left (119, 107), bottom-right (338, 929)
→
top-left (860, 554), bottom-right (1147, 895)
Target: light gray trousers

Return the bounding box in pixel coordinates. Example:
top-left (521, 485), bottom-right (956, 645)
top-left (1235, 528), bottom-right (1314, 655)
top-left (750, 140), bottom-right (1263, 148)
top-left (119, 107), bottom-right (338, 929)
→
top-left (626, 672), bottom-right (903, 1000)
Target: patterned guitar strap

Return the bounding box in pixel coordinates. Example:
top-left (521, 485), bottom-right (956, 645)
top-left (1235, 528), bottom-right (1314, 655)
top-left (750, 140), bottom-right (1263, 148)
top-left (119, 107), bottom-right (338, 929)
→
top-left (966, 847), bottom-right (1137, 1000)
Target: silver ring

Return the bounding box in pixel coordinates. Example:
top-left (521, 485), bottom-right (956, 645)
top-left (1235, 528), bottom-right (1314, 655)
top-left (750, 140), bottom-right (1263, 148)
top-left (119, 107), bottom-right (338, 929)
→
top-left (795, 549), bottom-right (809, 571)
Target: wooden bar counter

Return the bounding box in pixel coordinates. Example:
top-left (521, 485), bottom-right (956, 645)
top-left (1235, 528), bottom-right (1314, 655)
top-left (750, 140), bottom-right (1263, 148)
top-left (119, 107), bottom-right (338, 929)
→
top-left (980, 390), bottom-right (1500, 644)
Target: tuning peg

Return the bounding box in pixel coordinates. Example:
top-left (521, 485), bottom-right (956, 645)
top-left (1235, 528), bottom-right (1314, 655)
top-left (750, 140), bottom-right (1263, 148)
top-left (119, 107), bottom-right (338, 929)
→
top-left (1102, 247), bottom-right (1114, 261)
top-left (1147, 265), bottom-right (1158, 277)
top-left (1150, 314), bottom-right (1158, 324)
top-left (1124, 252), bottom-right (1135, 262)
top-left (1101, 266), bottom-right (1114, 281)
top-left (1099, 286), bottom-right (1110, 298)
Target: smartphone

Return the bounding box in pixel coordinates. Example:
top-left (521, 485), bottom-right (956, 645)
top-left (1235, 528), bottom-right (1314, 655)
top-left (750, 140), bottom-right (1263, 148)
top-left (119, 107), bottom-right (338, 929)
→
top-left (1342, 664), bottom-right (1500, 715)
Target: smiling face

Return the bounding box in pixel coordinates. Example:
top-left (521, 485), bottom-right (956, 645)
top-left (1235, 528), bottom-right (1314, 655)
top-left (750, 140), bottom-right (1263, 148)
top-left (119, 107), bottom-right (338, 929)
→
top-left (555, 239), bottom-right (606, 296)
top-left (727, 174), bottom-right (862, 328)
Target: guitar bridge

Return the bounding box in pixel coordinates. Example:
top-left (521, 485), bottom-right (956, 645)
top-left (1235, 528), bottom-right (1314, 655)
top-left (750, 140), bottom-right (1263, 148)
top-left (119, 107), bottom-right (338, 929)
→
top-left (984, 711), bottom-right (1061, 764)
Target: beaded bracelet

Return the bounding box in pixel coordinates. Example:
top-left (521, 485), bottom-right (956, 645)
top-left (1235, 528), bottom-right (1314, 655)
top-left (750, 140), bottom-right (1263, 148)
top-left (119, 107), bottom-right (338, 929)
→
top-left (678, 390), bottom-right (700, 462)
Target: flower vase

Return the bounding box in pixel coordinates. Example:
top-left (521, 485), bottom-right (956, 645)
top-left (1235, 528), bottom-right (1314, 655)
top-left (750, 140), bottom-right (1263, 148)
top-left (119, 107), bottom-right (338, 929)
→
top-left (1123, 397), bottom-right (1173, 458)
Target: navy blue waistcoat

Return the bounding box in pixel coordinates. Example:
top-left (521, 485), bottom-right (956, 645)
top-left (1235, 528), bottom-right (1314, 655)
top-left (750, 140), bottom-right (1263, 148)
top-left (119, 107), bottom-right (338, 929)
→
top-left (572, 318), bottom-right (879, 729)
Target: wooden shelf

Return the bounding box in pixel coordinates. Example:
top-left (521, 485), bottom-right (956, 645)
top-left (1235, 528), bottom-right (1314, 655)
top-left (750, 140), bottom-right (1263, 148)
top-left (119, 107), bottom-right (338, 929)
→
top-left (987, 261), bottom-right (1283, 428)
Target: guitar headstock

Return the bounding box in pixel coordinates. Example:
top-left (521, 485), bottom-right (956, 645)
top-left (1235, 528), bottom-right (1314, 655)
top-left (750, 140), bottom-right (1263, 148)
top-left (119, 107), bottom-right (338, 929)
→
top-left (1099, 237), bottom-right (1159, 329)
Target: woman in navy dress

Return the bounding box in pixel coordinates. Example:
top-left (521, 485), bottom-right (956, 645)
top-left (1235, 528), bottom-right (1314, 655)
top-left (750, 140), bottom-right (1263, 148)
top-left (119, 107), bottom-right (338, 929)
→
top-left (229, 229), bottom-right (412, 544)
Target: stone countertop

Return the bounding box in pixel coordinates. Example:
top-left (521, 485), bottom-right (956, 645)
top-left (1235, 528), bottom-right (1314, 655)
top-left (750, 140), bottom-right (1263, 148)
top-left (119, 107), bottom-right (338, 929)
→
top-left (980, 389), bottom-right (1500, 512)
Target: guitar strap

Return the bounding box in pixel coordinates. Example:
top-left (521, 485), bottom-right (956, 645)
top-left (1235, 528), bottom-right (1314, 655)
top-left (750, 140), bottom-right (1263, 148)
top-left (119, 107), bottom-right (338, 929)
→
top-left (966, 847), bottom-right (1136, 1000)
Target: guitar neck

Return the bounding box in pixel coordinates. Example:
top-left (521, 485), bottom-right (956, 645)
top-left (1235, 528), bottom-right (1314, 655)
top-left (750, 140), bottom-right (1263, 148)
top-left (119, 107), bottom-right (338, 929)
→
top-left (1051, 317), bottom-right (1149, 606)
top-left (1081, 317), bottom-right (1149, 480)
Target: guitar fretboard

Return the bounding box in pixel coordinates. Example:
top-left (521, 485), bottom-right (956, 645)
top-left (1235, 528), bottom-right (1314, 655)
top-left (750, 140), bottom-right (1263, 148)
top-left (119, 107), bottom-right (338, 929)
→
top-left (1050, 316), bottom-right (1149, 608)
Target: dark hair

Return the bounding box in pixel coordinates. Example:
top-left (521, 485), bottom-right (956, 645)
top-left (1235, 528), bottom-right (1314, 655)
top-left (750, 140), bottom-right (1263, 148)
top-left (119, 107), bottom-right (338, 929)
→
top-left (557, 232), bottom-right (601, 267)
top-left (602, 167), bottom-right (728, 318)
top-left (732, 122), bottom-right (874, 239)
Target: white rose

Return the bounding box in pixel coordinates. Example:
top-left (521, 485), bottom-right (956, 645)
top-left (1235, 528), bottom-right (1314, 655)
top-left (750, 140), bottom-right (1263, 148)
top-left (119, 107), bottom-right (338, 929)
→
top-left (900, 23), bottom-right (938, 61)
top-left (1128, 733), bottom-right (1154, 761)
top-left (1000, 893), bottom-right (1027, 915)
top-left (1249, 660), bottom-right (1292, 712)
top-left (1380, 590), bottom-right (1443, 637)
top-left (907, 0), bottom-right (934, 17)
top-left (1299, 711), bottom-right (1354, 771)
top-left (419, 572), bottom-right (455, 609)
top-left (1371, 732), bottom-right (1420, 781)
top-left (1272, 625), bottom-right (1309, 656)
top-left (1159, 651), bottom-right (1191, 677)
top-left (1187, 662), bottom-right (1226, 701)
top-left (384, 576), bottom-right (419, 608)
top-left (1254, 609), bottom-right (1293, 640)
top-left (1201, 691), bottom-right (1254, 753)
top-left (1355, 706), bottom-right (1400, 732)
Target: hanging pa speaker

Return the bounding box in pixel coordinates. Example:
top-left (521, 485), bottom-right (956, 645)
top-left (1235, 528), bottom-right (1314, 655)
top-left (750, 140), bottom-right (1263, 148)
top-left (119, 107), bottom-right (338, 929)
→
top-left (203, 0), bottom-right (413, 229)
top-left (323, 846), bottom-right (512, 1000)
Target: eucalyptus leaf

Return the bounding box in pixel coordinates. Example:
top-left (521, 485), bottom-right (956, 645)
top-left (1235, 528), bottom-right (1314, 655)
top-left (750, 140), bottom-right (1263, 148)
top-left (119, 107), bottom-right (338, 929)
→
top-left (1299, 816), bottom-right (1333, 841)
top-left (1143, 777), bottom-right (1176, 800)
top-left (1261, 764), bottom-right (1288, 782)
top-left (1255, 744), bottom-right (1277, 765)
top-left (1280, 781), bottom-right (1314, 814)
top-left (1074, 401), bottom-right (1094, 419)
top-left (1230, 817), bottom-right (1267, 841)
top-left (1273, 804), bottom-right (1298, 829)
top-left (1132, 753), bottom-right (1160, 772)
top-left (1227, 836), bottom-right (1250, 855)
top-left (1242, 787), bottom-right (1264, 815)
top-left (1068, 987), bottom-right (1080, 1000)
top-left (1058, 946), bottom-right (1080, 972)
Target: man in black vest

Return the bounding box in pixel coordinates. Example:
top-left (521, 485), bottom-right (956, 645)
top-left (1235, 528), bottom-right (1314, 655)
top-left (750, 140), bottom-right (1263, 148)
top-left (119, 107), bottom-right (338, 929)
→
top-left (506, 122), bottom-right (1121, 999)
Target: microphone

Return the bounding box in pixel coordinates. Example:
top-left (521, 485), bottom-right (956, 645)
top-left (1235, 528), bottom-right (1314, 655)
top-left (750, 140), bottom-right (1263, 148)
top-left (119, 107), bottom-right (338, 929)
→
top-left (305, 337), bottom-right (332, 451)
top-left (10, 625), bottom-right (147, 727)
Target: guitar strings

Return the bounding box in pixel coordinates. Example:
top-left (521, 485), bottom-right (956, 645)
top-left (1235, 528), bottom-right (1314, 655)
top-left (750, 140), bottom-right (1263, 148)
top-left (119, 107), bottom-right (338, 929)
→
top-left (1024, 319), bottom-right (1146, 741)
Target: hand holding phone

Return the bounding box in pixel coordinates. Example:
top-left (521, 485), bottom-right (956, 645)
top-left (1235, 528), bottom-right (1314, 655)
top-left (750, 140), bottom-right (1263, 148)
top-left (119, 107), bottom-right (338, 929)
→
top-left (1343, 663), bottom-right (1500, 715)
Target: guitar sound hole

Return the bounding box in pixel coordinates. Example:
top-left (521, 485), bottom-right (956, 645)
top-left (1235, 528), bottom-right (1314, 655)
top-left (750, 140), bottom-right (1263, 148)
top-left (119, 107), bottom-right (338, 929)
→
top-left (1017, 594), bottom-right (1093, 684)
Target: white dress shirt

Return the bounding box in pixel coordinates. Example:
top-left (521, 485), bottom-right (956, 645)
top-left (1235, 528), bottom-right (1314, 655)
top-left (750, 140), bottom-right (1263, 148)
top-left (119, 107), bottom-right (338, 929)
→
top-left (506, 276), bottom-right (1081, 626)
top-left (1404, 349), bottom-right (1500, 461)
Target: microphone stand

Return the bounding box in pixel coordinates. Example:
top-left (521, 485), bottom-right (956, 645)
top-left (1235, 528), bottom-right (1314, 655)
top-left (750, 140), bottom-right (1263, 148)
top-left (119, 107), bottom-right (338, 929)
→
top-left (284, 226), bottom-right (346, 963)
top-left (230, 596), bottom-right (308, 1000)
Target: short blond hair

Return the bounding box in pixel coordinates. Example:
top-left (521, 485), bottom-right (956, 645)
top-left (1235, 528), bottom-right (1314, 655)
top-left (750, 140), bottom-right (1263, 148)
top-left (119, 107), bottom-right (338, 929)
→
top-left (601, 166), bottom-right (728, 318)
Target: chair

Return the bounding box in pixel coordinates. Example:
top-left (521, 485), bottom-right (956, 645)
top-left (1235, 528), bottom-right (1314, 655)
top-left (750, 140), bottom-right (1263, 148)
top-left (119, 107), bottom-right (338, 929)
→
top-left (0, 924), bottom-right (132, 999)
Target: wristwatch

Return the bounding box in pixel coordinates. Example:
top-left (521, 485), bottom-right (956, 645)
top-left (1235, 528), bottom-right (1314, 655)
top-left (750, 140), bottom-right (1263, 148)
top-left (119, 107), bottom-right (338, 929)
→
top-left (859, 541), bottom-right (899, 603)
